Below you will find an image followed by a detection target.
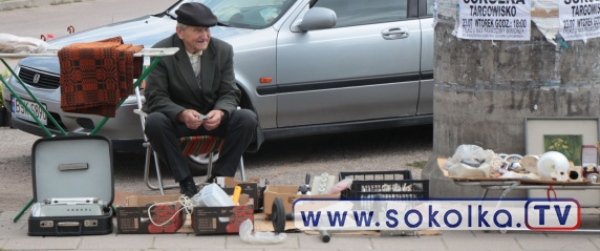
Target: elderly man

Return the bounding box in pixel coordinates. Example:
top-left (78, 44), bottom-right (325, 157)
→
top-left (143, 2), bottom-right (258, 198)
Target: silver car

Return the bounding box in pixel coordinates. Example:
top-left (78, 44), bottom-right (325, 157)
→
top-left (3, 0), bottom-right (434, 168)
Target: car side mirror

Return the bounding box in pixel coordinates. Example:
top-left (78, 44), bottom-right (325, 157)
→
top-left (296, 7), bottom-right (336, 31)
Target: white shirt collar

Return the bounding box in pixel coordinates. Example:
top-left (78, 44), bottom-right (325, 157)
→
top-left (187, 50), bottom-right (203, 58)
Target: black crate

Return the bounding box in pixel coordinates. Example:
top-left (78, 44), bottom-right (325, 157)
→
top-left (343, 179), bottom-right (429, 200)
top-left (339, 170), bottom-right (412, 182)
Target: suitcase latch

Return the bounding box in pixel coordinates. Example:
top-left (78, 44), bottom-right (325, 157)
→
top-left (40, 221), bottom-right (53, 228)
top-left (84, 220), bottom-right (98, 227)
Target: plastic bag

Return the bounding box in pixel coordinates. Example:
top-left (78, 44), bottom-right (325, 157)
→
top-left (0, 33), bottom-right (49, 54)
top-left (444, 144), bottom-right (496, 170)
top-left (325, 178), bottom-right (353, 194)
top-left (239, 219), bottom-right (287, 244)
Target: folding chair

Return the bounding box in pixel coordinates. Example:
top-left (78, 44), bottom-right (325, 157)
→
top-left (133, 86), bottom-right (246, 195)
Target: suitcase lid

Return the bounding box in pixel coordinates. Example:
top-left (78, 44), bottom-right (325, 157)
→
top-left (32, 136), bottom-right (113, 207)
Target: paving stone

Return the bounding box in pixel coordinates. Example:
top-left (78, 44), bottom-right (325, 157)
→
top-left (79, 234), bottom-right (154, 250)
top-left (80, 250), bottom-right (147, 251)
top-left (214, 249), bottom-right (263, 251)
top-left (584, 236), bottom-right (600, 250)
top-left (4, 236), bottom-right (81, 250)
top-left (265, 249), bottom-right (330, 251)
top-left (153, 234), bottom-right (225, 249)
top-left (0, 219), bottom-right (27, 237)
top-left (471, 230), bottom-right (547, 237)
top-left (370, 235), bottom-right (446, 250)
top-left (443, 233), bottom-right (521, 250)
top-left (226, 233), bottom-right (299, 249)
top-left (0, 211), bottom-right (28, 227)
top-left (516, 235), bottom-right (598, 251)
top-left (145, 249), bottom-right (189, 251)
top-left (438, 230), bottom-right (475, 238)
top-left (0, 238), bottom-right (7, 249)
top-left (298, 233), bottom-right (372, 250)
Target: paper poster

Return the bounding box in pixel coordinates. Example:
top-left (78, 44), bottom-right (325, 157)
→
top-left (457, 0), bottom-right (532, 40)
top-left (559, 0), bottom-right (600, 41)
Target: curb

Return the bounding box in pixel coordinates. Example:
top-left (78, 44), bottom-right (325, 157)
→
top-left (0, 0), bottom-right (79, 11)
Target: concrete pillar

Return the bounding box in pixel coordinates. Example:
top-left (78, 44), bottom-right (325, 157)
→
top-left (422, 2), bottom-right (600, 198)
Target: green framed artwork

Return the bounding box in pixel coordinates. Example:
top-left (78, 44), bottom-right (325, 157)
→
top-left (543, 135), bottom-right (583, 165)
top-left (525, 118), bottom-right (600, 165)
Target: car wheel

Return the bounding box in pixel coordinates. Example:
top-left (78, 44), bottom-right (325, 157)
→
top-left (186, 155), bottom-right (215, 176)
top-left (188, 152), bottom-right (220, 165)
top-left (187, 153), bottom-right (219, 176)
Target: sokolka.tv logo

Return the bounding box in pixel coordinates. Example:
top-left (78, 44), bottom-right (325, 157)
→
top-left (292, 198), bottom-right (581, 231)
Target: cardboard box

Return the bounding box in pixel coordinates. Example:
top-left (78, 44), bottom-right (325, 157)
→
top-left (214, 177), bottom-right (259, 207)
top-left (263, 185), bottom-right (340, 215)
top-left (191, 203), bottom-right (254, 235)
top-left (191, 190), bottom-right (254, 235)
top-left (117, 194), bottom-right (184, 234)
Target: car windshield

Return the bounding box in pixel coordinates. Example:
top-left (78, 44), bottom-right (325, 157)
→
top-left (167, 0), bottom-right (295, 29)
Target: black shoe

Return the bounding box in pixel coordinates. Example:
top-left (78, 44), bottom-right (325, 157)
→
top-left (179, 178), bottom-right (198, 198)
top-left (206, 174), bottom-right (217, 184)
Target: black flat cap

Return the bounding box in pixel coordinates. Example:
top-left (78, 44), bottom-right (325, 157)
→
top-left (176, 2), bottom-right (217, 27)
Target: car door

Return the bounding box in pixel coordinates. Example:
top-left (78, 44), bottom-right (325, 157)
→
top-left (276, 0), bottom-right (422, 127)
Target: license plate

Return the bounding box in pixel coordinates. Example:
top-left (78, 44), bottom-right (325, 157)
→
top-left (11, 96), bottom-right (47, 126)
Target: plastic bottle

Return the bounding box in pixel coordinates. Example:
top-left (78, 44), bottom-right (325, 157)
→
top-left (239, 219), bottom-right (287, 244)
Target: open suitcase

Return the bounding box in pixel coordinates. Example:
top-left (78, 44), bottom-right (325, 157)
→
top-left (28, 135), bottom-right (114, 236)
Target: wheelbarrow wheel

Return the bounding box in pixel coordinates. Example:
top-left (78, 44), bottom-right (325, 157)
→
top-left (272, 197), bottom-right (286, 233)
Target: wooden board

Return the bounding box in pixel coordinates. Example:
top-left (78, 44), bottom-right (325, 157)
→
top-left (438, 157), bottom-right (594, 186)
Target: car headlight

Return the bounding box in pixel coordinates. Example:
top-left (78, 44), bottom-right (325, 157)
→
top-left (2, 65), bottom-right (20, 101)
top-left (5, 64), bottom-right (20, 83)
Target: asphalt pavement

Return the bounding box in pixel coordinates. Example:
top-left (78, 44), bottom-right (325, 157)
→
top-left (2, 1), bottom-right (600, 250)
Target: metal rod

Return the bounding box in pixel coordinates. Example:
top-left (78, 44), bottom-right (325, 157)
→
top-left (1, 58), bottom-right (67, 136)
top-left (90, 56), bottom-right (162, 135)
top-left (13, 198), bottom-right (33, 223)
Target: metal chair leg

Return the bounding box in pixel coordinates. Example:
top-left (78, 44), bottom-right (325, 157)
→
top-left (197, 153), bottom-right (214, 184)
top-left (144, 144), bottom-right (208, 193)
top-left (152, 149), bottom-right (165, 195)
top-left (239, 157), bottom-right (246, 181)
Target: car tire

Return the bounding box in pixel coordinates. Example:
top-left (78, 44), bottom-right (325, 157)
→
top-left (187, 152), bottom-right (220, 165)
top-left (185, 155), bottom-right (210, 176)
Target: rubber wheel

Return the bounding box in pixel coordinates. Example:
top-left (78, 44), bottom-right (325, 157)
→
top-left (272, 197), bottom-right (286, 233)
top-left (321, 233), bottom-right (331, 243)
top-left (185, 156), bottom-right (209, 176)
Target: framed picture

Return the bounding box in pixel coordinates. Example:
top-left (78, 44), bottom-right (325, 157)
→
top-left (543, 134), bottom-right (583, 165)
top-left (525, 118), bottom-right (600, 165)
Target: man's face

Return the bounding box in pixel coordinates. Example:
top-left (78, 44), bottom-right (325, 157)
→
top-left (177, 25), bottom-right (211, 53)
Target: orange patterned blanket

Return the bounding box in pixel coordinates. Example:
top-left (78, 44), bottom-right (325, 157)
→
top-left (58, 36), bottom-right (143, 117)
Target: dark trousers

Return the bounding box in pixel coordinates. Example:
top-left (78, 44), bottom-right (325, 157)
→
top-left (145, 109), bottom-right (258, 182)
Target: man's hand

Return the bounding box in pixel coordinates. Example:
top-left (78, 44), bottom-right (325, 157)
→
top-left (203, 109), bottom-right (224, 131)
top-left (178, 109), bottom-right (204, 130)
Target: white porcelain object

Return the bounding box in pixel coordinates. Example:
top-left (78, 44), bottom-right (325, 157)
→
top-left (520, 155), bottom-right (539, 173)
top-left (537, 151), bottom-right (570, 181)
top-left (448, 163), bottom-right (491, 178)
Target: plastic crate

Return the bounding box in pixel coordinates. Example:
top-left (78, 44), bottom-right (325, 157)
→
top-left (339, 170), bottom-right (412, 182)
top-left (339, 170), bottom-right (428, 200)
top-left (343, 179), bottom-right (429, 200)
